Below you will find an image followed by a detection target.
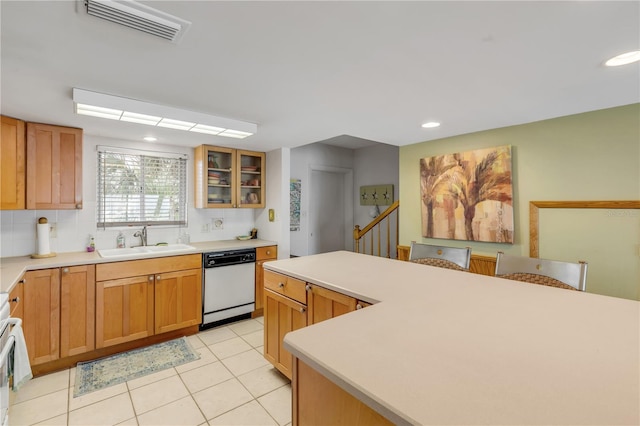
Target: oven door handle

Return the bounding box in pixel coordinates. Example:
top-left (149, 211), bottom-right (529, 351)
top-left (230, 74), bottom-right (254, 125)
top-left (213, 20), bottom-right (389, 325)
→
top-left (0, 318), bottom-right (22, 369)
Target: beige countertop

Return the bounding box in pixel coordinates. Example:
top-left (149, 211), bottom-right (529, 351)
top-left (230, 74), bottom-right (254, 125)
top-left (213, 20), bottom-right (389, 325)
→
top-left (0, 239), bottom-right (276, 293)
top-left (266, 251), bottom-right (640, 425)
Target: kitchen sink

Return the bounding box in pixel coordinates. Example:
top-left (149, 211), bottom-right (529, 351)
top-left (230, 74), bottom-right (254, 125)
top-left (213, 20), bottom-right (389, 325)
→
top-left (98, 244), bottom-right (195, 258)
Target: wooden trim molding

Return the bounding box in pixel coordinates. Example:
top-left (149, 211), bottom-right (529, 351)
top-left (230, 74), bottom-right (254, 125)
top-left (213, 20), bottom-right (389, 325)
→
top-left (529, 200), bottom-right (640, 257)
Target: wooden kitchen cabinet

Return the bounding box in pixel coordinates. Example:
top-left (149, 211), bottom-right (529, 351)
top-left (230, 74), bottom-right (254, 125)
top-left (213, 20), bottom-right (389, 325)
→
top-left (95, 274), bottom-right (154, 348)
top-left (96, 254), bottom-right (202, 348)
top-left (9, 277), bottom-right (24, 319)
top-left (264, 269), bottom-right (308, 379)
top-left (194, 145), bottom-right (265, 208)
top-left (60, 265), bottom-right (95, 358)
top-left (264, 288), bottom-right (307, 379)
top-left (254, 245), bottom-right (278, 317)
top-left (293, 358), bottom-right (394, 426)
top-left (0, 115), bottom-right (26, 210)
top-left (26, 122), bottom-right (82, 210)
top-left (307, 285), bottom-right (357, 325)
top-left (23, 269), bottom-right (60, 365)
top-left (155, 268), bottom-right (202, 334)
top-left (263, 270), bottom-right (365, 378)
top-left (22, 265), bottom-right (96, 365)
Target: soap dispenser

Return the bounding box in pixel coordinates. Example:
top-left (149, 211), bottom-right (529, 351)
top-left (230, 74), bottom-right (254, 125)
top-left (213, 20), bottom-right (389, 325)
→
top-left (117, 232), bottom-right (126, 248)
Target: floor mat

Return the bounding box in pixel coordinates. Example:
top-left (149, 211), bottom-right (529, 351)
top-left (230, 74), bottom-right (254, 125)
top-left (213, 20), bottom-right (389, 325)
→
top-left (74, 337), bottom-right (200, 397)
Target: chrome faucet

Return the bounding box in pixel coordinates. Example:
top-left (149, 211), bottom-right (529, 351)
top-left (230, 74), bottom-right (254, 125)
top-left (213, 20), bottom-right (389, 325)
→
top-left (133, 226), bottom-right (148, 246)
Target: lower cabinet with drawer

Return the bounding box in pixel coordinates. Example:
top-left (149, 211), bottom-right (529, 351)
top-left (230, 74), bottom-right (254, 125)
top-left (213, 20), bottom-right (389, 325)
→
top-left (263, 270), bottom-right (361, 379)
top-left (95, 254), bottom-right (202, 348)
top-left (254, 245), bottom-right (277, 317)
top-left (263, 270), bottom-right (308, 379)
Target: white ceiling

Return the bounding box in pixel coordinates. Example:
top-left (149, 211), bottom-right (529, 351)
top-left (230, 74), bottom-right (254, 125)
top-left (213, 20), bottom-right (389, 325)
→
top-left (1, 1), bottom-right (638, 152)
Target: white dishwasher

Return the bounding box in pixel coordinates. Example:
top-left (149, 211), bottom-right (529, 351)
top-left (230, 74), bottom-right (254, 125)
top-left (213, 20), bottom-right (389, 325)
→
top-left (202, 248), bottom-right (256, 329)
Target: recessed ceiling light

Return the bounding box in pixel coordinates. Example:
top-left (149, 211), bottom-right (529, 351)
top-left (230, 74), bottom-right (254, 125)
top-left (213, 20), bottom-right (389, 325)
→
top-left (421, 121), bottom-right (441, 128)
top-left (605, 50), bottom-right (640, 66)
top-left (143, 136), bottom-right (157, 142)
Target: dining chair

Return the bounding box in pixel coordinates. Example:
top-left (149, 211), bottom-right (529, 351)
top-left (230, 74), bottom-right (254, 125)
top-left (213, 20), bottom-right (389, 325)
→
top-left (408, 242), bottom-right (471, 271)
top-left (494, 251), bottom-right (588, 291)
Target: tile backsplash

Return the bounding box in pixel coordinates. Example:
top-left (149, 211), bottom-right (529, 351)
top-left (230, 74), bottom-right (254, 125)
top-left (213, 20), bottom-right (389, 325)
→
top-left (0, 204), bottom-right (257, 258)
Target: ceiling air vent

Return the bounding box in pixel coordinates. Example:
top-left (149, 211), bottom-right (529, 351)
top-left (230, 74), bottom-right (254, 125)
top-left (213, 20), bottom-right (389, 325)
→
top-left (84, 0), bottom-right (191, 43)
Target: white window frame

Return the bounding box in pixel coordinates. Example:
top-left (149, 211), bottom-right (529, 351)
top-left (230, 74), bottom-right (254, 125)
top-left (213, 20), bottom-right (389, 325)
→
top-left (97, 146), bottom-right (188, 228)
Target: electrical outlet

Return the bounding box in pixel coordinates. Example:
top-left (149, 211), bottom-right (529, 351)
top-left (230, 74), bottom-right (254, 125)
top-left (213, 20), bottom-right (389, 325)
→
top-left (201, 223), bottom-right (210, 233)
top-left (213, 218), bottom-right (224, 230)
top-left (49, 223), bottom-right (57, 238)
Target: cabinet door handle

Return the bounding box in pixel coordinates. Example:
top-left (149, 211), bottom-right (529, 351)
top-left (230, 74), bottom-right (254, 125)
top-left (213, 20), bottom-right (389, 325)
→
top-left (299, 307), bottom-right (306, 314)
top-left (19, 279), bottom-right (25, 284)
top-left (156, 275), bottom-right (161, 281)
top-left (356, 303), bottom-right (363, 310)
top-left (266, 250), bottom-right (271, 256)
top-left (62, 268), bottom-right (69, 274)
top-left (305, 284), bottom-right (311, 292)
top-left (278, 282), bottom-right (285, 288)
top-left (76, 203), bottom-right (82, 209)
top-left (10, 297), bottom-right (20, 303)
top-left (149, 275), bottom-right (154, 281)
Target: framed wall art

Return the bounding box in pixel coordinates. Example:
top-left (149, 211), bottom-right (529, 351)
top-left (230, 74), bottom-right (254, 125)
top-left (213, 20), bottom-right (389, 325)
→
top-left (420, 145), bottom-right (514, 243)
top-left (290, 179), bottom-right (301, 231)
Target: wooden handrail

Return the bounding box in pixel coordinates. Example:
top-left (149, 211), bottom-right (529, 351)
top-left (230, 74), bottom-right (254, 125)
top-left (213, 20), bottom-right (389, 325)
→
top-left (354, 201), bottom-right (399, 237)
top-left (354, 201), bottom-right (400, 258)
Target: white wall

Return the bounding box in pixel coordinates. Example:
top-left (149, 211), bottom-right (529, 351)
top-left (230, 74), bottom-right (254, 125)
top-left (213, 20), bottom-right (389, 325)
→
top-left (289, 143), bottom-right (354, 256)
top-left (353, 144), bottom-right (400, 258)
top-left (255, 148), bottom-right (291, 259)
top-left (0, 135), bottom-right (259, 257)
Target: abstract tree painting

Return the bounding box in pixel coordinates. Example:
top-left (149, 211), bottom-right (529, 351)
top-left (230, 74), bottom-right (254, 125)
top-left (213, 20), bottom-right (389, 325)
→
top-left (420, 145), bottom-right (514, 243)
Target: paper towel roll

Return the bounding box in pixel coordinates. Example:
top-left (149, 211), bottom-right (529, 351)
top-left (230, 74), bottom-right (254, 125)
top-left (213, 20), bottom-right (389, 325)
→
top-left (37, 223), bottom-right (51, 255)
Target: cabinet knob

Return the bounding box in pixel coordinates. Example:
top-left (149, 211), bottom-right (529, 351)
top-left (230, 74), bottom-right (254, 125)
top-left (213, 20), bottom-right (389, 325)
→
top-left (266, 250), bottom-right (271, 256)
top-left (299, 307), bottom-right (306, 314)
top-left (76, 204), bottom-right (82, 209)
top-left (10, 297), bottom-right (20, 303)
top-left (356, 303), bottom-right (363, 310)
top-left (62, 267), bottom-right (69, 274)
top-left (305, 284), bottom-right (311, 292)
top-left (278, 282), bottom-right (285, 288)
top-left (19, 279), bottom-right (25, 284)
top-left (156, 275), bottom-right (161, 280)
top-left (149, 276), bottom-right (154, 281)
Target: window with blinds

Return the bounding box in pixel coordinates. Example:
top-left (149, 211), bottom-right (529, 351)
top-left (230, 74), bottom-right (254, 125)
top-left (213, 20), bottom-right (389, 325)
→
top-left (97, 147), bottom-right (187, 227)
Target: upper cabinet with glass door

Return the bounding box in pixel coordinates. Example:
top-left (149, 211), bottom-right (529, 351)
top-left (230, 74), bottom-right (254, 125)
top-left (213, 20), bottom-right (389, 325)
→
top-left (194, 145), bottom-right (265, 209)
top-left (236, 150), bottom-right (265, 208)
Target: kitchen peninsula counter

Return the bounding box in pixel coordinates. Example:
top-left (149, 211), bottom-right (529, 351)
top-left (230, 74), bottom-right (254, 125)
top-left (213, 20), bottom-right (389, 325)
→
top-left (265, 251), bottom-right (639, 425)
top-left (0, 239), bottom-right (276, 292)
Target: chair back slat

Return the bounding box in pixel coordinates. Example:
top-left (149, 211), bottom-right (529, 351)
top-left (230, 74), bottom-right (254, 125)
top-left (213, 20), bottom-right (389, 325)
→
top-left (495, 251), bottom-right (588, 291)
top-left (409, 242), bottom-right (471, 271)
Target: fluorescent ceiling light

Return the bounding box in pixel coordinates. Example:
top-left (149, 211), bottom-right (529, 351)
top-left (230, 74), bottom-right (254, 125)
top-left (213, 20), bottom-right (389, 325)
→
top-left (143, 136), bottom-right (157, 142)
top-left (218, 129), bottom-right (254, 138)
top-left (121, 111), bottom-right (161, 125)
top-left (76, 104), bottom-right (123, 120)
top-left (191, 124), bottom-right (226, 135)
top-left (157, 118), bottom-right (196, 130)
top-left (421, 121), bottom-right (441, 128)
top-left (605, 50), bottom-right (640, 66)
top-left (72, 88), bottom-right (256, 139)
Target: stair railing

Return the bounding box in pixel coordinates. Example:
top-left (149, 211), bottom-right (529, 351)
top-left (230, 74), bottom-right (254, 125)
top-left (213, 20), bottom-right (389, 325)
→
top-left (353, 200), bottom-right (400, 258)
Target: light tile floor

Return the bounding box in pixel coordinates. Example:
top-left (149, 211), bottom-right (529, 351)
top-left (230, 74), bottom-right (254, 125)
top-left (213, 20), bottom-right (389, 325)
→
top-left (9, 317), bottom-right (292, 426)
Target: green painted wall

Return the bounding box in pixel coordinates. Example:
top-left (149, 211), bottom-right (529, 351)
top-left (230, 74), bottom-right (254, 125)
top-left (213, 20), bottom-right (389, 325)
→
top-left (399, 104), bottom-right (640, 300)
